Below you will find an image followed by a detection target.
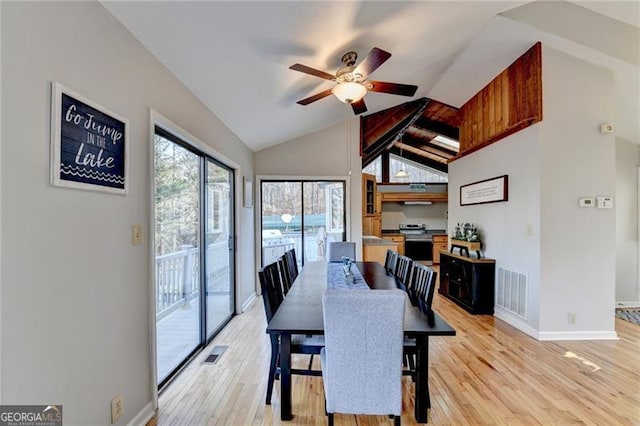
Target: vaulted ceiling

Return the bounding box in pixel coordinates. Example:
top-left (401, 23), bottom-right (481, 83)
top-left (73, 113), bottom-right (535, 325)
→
top-left (360, 98), bottom-right (460, 173)
top-left (101, 1), bottom-right (639, 153)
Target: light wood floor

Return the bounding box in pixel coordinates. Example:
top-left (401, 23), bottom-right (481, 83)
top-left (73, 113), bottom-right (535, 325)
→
top-left (153, 280), bottom-right (640, 425)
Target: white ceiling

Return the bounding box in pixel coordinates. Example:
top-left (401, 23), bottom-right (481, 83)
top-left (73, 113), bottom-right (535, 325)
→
top-left (101, 1), bottom-right (640, 151)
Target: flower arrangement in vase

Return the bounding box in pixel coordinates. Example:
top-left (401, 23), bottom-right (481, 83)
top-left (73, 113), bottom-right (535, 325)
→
top-left (451, 222), bottom-right (481, 243)
top-left (450, 223), bottom-right (483, 257)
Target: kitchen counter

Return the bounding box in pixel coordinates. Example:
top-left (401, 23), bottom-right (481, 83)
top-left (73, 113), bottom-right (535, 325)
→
top-left (363, 236), bottom-right (398, 264)
top-left (363, 236), bottom-right (398, 246)
top-left (382, 229), bottom-right (447, 235)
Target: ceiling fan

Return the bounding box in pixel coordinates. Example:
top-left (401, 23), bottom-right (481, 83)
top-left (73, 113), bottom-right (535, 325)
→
top-left (289, 47), bottom-right (418, 115)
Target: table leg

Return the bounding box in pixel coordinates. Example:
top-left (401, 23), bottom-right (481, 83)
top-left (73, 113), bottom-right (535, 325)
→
top-left (414, 335), bottom-right (430, 423)
top-left (280, 333), bottom-right (293, 420)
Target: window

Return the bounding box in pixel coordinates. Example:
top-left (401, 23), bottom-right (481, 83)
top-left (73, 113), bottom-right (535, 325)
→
top-left (389, 154), bottom-right (448, 183)
top-left (362, 156), bottom-right (382, 182)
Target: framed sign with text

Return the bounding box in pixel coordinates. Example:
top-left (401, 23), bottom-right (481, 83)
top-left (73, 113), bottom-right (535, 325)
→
top-left (460, 175), bottom-right (508, 206)
top-left (50, 82), bottom-right (129, 194)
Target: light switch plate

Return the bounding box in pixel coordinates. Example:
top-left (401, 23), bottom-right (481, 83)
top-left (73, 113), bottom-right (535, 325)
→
top-left (596, 196), bottom-right (613, 209)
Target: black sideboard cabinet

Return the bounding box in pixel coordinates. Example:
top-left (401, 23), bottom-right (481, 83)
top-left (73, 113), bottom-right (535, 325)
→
top-left (439, 251), bottom-right (496, 314)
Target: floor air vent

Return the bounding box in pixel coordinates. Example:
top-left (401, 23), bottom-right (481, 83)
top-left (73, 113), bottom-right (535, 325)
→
top-left (496, 267), bottom-right (528, 319)
top-left (203, 345), bottom-right (228, 364)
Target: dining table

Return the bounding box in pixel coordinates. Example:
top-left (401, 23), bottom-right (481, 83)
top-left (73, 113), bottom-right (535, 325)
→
top-left (266, 261), bottom-right (456, 423)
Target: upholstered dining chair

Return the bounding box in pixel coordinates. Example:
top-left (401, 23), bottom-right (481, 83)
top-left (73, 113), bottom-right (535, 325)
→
top-left (327, 241), bottom-right (356, 262)
top-left (259, 262), bottom-right (324, 405)
top-left (321, 289), bottom-right (405, 425)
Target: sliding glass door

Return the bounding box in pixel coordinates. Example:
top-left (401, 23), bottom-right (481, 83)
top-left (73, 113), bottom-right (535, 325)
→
top-left (154, 127), bottom-right (235, 387)
top-left (260, 180), bottom-right (346, 267)
top-left (204, 160), bottom-right (234, 339)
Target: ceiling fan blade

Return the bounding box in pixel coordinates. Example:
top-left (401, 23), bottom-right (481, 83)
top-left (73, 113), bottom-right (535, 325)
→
top-left (354, 47), bottom-right (391, 78)
top-left (351, 98), bottom-right (367, 115)
top-left (296, 88), bottom-right (334, 105)
top-left (289, 63), bottom-right (336, 81)
top-left (368, 81), bottom-right (418, 97)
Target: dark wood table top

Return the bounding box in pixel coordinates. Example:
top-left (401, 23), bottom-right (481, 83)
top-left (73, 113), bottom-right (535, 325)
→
top-left (266, 261), bottom-right (456, 337)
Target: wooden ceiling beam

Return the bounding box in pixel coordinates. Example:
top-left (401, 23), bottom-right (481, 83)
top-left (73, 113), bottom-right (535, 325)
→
top-left (413, 116), bottom-right (460, 141)
top-left (361, 98), bottom-right (429, 166)
top-left (389, 146), bottom-right (448, 173)
top-left (401, 130), bottom-right (456, 159)
top-left (395, 142), bottom-right (449, 164)
top-left (404, 126), bottom-right (438, 141)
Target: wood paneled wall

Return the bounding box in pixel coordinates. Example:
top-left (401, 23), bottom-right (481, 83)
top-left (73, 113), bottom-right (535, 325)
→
top-left (458, 42), bottom-right (542, 157)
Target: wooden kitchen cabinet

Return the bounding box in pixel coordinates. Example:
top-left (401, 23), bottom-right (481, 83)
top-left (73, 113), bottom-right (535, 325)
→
top-left (383, 234), bottom-right (405, 255)
top-left (363, 238), bottom-right (398, 264)
top-left (362, 173), bottom-right (377, 216)
top-left (362, 174), bottom-right (382, 237)
top-left (380, 192), bottom-right (448, 203)
top-left (432, 234), bottom-right (448, 264)
top-left (363, 215), bottom-right (382, 237)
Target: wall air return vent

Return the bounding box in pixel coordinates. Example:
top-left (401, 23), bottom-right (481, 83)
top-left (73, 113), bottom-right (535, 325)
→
top-left (496, 267), bottom-right (528, 319)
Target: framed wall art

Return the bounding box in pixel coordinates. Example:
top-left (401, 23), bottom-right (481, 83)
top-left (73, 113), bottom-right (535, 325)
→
top-left (50, 82), bottom-right (129, 194)
top-left (460, 175), bottom-right (508, 206)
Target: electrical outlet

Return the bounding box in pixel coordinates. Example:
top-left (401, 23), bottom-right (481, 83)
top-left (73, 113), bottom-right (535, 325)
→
top-left (111, 394), bottom-right (123, 424)
top-left (131, 225), bottom-right (142, 246)
top-left (568, 312), bottom-right (576, 325)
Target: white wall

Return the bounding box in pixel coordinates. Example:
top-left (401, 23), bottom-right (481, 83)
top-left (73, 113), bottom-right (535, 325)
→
top-left (448, 125), bottom-right (542, 335)
top-left (381, 203), bottom-right (448, 231)
top-left (254, 118), bottom-right (362, 258)
top-left (615, 137), bottom-right (639, 303)
top-left (448, 46), bottom-right (618, 340)
top-left (1, 2), bottom-right (254, 424)
top-left (538, 47), bottom-right (616, 339)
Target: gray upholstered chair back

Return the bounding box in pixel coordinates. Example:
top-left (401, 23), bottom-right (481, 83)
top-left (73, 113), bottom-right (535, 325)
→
top-left (321, 289), bottom-right (405, 417)
top-left (327, 241), bottom-right (356, 262)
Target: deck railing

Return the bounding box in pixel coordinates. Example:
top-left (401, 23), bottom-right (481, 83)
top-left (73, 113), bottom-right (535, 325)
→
top-left (155, 241), bottom-right (231, 320)
top-left (155, 246), bottom-right (199, 318)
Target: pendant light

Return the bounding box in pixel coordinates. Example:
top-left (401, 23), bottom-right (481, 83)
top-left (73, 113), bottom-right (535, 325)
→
top-left (394, 133), bottom-right (408, 178)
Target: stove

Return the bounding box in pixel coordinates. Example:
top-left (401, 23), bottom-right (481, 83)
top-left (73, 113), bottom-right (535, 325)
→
top-left (398, 224), bottom-right (447, 261)
top-left (399, 224), bottom-right (427, 239)
top-left (399, 224), bottom-right (433, 241)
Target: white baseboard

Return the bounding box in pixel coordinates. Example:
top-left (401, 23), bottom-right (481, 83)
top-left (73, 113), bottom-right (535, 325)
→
top-left (494, 310), bottom-right (539, 339)
top-left (538, 331), bottom-right (619, 341)
top-left (241, 292), bottom-right (257, 313)
top-left (616, 301), bottom-right (640, 308)
top-left (495, 309), bottom-right (619, 341)
top-left (128, 402), bottom-right (155, 426)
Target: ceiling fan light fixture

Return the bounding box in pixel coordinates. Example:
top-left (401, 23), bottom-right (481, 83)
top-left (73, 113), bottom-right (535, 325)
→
top-left (332, 82), bottom-right (367, 104)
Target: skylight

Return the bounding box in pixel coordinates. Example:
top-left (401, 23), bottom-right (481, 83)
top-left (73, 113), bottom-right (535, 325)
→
top-left (433, 135), bottom-right (460, 150)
